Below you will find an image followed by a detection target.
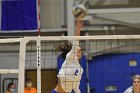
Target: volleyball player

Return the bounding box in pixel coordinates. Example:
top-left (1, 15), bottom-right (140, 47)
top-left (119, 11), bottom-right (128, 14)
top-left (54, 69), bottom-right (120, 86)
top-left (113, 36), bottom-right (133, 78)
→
top-left (123, 75), bottom-right (140, 93)
top-left (51, 20), bottom-right (83, 93)
top-left (6, 83), bottom-right (16, 93)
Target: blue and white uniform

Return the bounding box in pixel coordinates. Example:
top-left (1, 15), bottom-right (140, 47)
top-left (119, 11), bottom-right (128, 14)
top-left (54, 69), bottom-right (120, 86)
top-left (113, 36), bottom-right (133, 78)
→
top-left (57, 40), bottom-right (83, 93)
top-left (123, 86), bottom-right (134, 93)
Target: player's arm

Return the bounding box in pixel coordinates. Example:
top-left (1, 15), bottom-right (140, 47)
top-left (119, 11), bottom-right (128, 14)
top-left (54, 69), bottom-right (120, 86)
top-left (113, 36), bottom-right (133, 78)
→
top-left (71, 20), bottom-right (83, 51)
top-left (67, 20), bottom-right (83, 60)
top-left (76, 20), bottom-right (83, 36)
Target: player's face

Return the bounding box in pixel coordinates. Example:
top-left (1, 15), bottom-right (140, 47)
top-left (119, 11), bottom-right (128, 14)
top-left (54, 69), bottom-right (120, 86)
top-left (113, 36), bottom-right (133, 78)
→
top-left (133, 78), bottom-right (140, 89)
top-left (10, 85), bottom-right (16, 88)
top-left (76, 47), bottom-right (82, 60)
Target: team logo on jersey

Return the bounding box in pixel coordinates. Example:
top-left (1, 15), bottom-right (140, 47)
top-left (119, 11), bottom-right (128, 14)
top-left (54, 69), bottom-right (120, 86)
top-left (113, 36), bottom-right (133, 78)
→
top-left (74, 69), bottom-right (78, 76)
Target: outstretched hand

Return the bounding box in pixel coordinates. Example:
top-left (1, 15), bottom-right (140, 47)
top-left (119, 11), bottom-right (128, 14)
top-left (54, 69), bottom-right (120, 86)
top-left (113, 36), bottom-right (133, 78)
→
top-left (76, 20), bottom-right (83, 36)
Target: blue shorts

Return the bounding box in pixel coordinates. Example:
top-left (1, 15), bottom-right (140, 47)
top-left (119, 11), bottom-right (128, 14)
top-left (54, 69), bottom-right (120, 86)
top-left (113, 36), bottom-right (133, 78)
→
top-left (51, 90), bottom-right (57, 93)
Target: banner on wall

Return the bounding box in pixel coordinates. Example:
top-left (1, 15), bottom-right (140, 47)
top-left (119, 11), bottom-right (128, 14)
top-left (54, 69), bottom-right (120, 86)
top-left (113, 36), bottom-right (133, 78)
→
top-left (0, 0), bottom-right (38, 32)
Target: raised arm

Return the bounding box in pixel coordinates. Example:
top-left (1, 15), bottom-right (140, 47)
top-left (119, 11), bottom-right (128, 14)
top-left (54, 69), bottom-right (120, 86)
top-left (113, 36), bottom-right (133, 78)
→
top-left (66, 20), bottom-right (83, 61)
top-left (76, 20), bottom-right (83, 36)
top-left (71, 20), bottom-right (83, 51)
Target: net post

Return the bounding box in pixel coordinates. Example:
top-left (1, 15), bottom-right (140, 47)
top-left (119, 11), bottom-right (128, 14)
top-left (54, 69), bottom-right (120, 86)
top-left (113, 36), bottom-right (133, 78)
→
top-left (37, 37), bottom-right (41, 93)
top-left (85, 32), bottom-right (90, 93)
top-left (18, 40), bottom-right (28, 93)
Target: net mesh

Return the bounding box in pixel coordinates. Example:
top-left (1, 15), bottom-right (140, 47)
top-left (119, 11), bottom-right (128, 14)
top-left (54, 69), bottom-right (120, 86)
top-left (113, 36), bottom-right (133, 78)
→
top-left (0, 42), bottom-right (19, 93)
top-left (0, 36), bottom-right (140, 93)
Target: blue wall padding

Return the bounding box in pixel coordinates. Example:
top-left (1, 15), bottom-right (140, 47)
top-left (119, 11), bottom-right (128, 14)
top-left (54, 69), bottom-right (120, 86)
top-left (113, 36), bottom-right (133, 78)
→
top-left (57, 54), bottom-right (87, 93)
top-left (88, 53), bottom-right (140, 93)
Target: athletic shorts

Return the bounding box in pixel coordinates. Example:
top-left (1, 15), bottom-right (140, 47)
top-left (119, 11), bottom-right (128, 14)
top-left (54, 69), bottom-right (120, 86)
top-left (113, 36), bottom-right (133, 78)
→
top-left (51, 89), bottom-right (57, 93)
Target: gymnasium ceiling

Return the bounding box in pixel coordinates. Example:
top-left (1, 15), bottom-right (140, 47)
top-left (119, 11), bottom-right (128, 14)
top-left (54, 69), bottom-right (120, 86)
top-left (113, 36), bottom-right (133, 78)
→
top-left (86, 0), bottom-right (140, 29)
top-left (88, 0), bottom-right (140, 8)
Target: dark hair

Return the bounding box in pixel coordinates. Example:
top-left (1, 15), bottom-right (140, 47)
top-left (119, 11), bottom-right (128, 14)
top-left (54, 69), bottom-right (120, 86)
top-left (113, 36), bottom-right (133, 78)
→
top-left (25, 78), bottom-right (32, 82)
top-left (55, 42), bottom-right (72, 60)
top-left (7, 83), bottom-right (15, 91)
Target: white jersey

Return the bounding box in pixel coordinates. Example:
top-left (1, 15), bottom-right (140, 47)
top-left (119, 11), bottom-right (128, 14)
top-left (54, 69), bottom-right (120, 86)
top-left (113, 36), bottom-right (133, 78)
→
top-left (123, 86), bottom-right (133, 93)
top-left (57, 40), bottom-right (83, 93)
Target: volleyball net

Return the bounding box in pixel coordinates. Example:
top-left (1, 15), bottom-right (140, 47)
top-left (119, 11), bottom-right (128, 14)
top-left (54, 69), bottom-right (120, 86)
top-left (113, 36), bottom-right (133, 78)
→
top-left (0, 35), bottom-right (140, 93)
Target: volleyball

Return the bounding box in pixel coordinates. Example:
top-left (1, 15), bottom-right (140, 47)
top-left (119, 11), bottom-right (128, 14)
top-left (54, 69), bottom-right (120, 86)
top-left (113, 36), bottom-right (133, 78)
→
top-left (73, 4), bottom-right (87, 20)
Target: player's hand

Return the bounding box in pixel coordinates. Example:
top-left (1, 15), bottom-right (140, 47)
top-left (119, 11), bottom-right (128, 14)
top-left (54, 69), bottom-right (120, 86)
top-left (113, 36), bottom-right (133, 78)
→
top-left (75, 46), bottom-right (82, 60)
